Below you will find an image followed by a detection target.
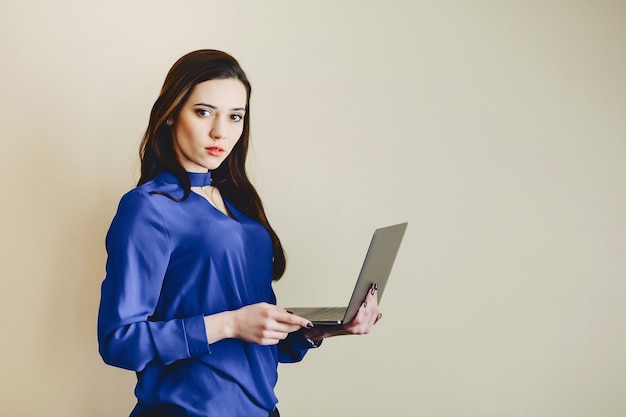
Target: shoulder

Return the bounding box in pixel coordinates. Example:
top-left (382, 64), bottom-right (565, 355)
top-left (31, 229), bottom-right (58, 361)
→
top-left (117, 174), bottom-right (184, 210)
top-left (110, 187), bottom-right (161, 233)
top-left (107, 181), bottom-right (174, 244)
top-left (117, 180), bottom-right (156, 208)
top-left (113, 180), bottom-right (171, 223)
top-left (135, 173), bottom-right (182, 197)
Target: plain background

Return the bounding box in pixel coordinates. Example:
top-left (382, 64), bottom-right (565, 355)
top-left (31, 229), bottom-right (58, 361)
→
top-left (1, 1), bottom-right (625, 416)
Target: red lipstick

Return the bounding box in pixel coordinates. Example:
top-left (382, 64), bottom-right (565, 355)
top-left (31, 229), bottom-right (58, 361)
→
top-left (206, 146), bottom-right (224, 157)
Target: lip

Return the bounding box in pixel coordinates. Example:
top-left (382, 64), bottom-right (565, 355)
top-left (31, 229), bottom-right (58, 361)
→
top-left (205, 146), bottom-right (224, 157)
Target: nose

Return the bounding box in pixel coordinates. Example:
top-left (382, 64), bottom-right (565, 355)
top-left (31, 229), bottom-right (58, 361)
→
top-left (209, 116), bottom-right (226, 140)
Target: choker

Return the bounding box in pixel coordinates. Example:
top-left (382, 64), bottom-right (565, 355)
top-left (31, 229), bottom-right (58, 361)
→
top-left (188, 171), bottom-right (212, 187)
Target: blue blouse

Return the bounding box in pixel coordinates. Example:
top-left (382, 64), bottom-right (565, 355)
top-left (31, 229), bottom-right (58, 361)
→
top-left (98, 171), bottom-right (314, 417)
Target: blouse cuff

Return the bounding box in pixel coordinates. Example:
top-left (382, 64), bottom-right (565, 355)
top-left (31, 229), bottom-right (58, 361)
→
top-left (278, 329), bottom-right (323, 363)
top-left (149, 315), bottom-right (210, 365)
top-left (183, 315), bottom-right (211, 357)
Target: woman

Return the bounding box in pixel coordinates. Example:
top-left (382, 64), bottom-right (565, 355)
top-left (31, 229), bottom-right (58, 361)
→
top-left (97, 49), bottom-right (381, 417)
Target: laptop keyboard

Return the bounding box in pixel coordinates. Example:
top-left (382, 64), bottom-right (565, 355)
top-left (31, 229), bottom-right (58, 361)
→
top-left (300, 307), bottom-right (345, 322)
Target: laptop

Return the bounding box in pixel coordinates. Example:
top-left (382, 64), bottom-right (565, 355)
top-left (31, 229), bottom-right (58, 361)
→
top-left (286, 222), bottom-right (408, 325)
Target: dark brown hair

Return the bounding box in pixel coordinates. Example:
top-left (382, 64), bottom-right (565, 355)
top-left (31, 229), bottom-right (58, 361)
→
top-left (138, 49), bottom-right (286, 280)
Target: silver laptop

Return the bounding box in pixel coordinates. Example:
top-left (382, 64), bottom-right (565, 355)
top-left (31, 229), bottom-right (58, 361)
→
top-left (287, 222), bottom-right (408, 325)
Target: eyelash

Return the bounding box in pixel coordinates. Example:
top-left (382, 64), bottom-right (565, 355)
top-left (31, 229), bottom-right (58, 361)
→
top-left (195, 109), bottom-right (213, 117)
top-left (195, 109), bottom-right (243, 122)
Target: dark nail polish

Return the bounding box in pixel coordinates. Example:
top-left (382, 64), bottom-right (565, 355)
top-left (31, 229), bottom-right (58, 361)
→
top-left (306, 322), bottom-right (314, 329)
top-left (371, 286), bottom-right (376, 295)
top-left (374, 283), bottom-right (378, 291)
top-left (363, 301), bottom-right (368, 308)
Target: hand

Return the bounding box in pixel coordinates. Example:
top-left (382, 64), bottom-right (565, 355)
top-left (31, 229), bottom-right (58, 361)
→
top-left (304, 283), bottom-right (383, 342)
top-left (205, 303), bottom-right (312, 345)
top-left (342, 282), bottom-right (382, 334)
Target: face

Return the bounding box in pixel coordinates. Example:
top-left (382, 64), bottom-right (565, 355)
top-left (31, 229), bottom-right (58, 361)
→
top-left (171, 78), bottom-right (247, 172)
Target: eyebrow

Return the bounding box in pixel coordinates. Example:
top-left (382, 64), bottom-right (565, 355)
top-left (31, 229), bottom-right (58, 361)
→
top-left (193, 102), bottom-right (246, 112)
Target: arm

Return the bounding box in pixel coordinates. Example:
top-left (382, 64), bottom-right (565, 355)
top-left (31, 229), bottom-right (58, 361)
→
top-left (204, 303), bottom-right (312, 345)
top-left (97, 191), bottom-right (209, 371)
top-left (98, 191), bottom-right (313, 371)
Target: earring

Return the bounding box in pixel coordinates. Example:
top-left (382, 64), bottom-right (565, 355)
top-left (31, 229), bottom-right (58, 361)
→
top-left (165, 119), bottom-right (173, 126)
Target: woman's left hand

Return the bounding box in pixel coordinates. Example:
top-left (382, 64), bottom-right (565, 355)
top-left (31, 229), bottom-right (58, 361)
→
top-left (304, 283), bottom-right (383, 342)
top-left (342, 282), bottom-right (382, 335)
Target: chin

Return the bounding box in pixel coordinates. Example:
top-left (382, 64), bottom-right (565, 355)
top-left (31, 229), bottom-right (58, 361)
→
top-left (205, 159), bottom-right (227, 171)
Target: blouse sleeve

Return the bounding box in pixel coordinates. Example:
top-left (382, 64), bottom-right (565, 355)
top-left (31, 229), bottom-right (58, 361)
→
top-left (97, 190), bottom-right (210, 372)
top-left (277, 329), bottom-right (322, 363)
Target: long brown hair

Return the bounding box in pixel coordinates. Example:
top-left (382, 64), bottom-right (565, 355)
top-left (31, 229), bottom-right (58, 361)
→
top-left (138, 49), bottom-right (286, 280)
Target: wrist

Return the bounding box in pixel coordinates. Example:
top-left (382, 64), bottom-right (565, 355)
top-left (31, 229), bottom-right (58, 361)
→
top-left (222, 310), bottom-right (237, 339)
top-left (204, 311), bottom-right (236, 344)
top-left (304, 328), bottom-right (325, 346)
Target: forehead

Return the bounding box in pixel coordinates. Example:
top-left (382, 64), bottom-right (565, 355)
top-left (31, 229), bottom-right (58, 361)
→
top-left (187, 78), bottom-right (248, 107)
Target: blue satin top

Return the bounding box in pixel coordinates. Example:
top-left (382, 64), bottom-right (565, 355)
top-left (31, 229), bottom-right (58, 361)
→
top-left (97, 171), bottom-right (313, 417)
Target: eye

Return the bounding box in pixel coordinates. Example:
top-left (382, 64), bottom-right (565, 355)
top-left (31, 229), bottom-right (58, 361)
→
top-left (231, 114), bottom-right (243, 122)
top-left (195, 109), bottom-right (212, 117)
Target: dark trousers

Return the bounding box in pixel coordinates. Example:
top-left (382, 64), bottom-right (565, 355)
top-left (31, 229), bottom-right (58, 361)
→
top-left (269, 408), bottom-right (280, 417)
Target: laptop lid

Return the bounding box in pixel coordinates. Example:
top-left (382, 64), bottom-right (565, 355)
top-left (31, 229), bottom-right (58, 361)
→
top-left (287, 222), bottom-right (407, 324)
top-left (340, 222), bottom-right (407, 323)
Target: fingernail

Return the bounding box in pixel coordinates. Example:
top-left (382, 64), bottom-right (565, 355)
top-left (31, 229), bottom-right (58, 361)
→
top-left (370, 286), bottom-right (376, 295)
top-left (374, 283), bottom-right (378, 291)
top-left (287, 310), bottom-right (293, 314)
top-left (306, 322), bottom-right (314, 328)
top-left (363, 301), bottom-right (368, 308)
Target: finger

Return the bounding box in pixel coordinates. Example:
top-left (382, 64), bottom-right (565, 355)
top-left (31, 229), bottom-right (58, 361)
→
top-left (277, 310), bottom-right (314, 329)
top-left (258, 336), bottom-right (282, 345)
top-left (368, 310), bottom-right (379, 327)
top-left (358, 294), bottom-right (380, 328)
top-left (263, 330), bottom-right (290, 342)
top-left (360, 297), bottom-right (378, 314)
top-left (365, 283), bottom-right (379, 304)
top-left (369, 282), bottom-right (378, 296)
top-left (267, 321), bottom-right (302, 334)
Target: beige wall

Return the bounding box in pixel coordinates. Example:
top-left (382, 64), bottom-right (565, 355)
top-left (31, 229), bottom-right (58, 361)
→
top-left (1, 1), bottom-right (625, 416)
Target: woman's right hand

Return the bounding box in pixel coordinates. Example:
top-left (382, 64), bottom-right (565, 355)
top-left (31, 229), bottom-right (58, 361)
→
top-left (204, 303), bottom-right (312, 345)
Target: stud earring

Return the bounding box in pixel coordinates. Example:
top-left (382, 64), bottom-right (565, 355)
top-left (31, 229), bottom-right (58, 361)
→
top-left (165, 119), bottom-right (173, 126)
